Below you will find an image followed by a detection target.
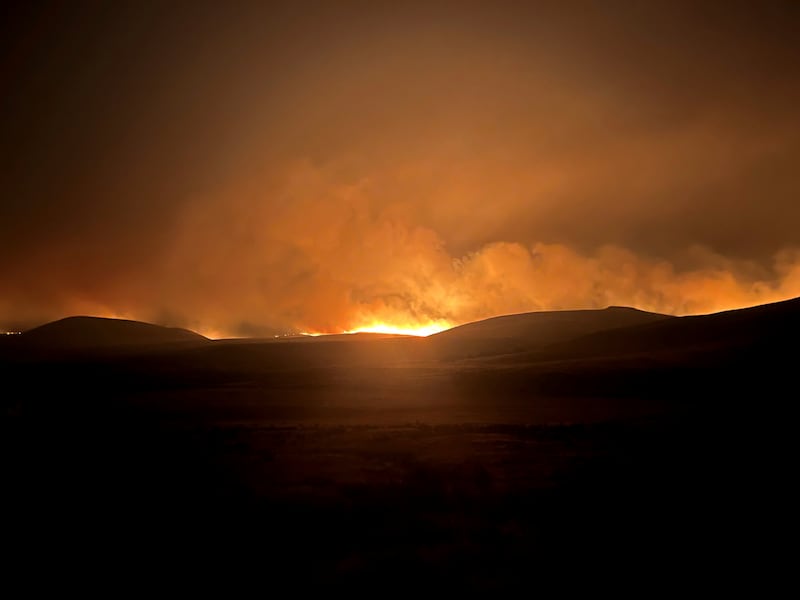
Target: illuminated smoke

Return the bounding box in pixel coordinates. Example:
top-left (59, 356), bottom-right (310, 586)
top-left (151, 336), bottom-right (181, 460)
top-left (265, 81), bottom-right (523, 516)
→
top-left (1, 4), bottom-right (797, 334)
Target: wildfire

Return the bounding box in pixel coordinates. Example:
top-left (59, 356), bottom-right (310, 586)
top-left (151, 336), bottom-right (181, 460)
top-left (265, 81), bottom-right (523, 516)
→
top-left (345, 319), bottom-right (452, 337)
top-left (300, 318), bottom-right (452, 338)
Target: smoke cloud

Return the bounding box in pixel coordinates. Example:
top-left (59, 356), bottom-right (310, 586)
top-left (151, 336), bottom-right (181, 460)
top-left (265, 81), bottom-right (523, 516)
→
top-left (156, 161), bottom-right (800, 335)
top-left (1, 2), bottom-right (798, 334)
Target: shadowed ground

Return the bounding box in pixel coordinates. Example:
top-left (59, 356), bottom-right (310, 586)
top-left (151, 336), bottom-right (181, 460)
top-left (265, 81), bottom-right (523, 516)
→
top-left (3, 301), bottom-right (797, 589)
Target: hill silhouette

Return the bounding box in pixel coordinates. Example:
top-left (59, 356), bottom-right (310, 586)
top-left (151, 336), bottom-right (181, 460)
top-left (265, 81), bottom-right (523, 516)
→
top-left (444, 296), bottom-right (800, 404)
top-left (19, 316), bottom-right (207, 349)
top-left (427, 305), bottom-right (671, 358)
top-left (545, 296), bottom-right (800, 360)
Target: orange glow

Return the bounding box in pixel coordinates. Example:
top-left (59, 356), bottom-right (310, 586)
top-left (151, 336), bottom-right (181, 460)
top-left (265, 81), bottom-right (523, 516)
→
top-left (300, 318), bottom-right (453, 338)
top-left (2, 4), bottom-right (799, 339)
top-left (345, 320), bottom-right (452, 337)
top-left (192, 327), bottom-right (231, 340)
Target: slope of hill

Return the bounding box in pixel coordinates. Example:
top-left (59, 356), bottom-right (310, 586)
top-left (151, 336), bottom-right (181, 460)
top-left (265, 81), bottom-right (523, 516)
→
top-left (19, 316), bottom-right (208, 349)
top-left (447, 296), bottom-right (800, 404)
top-left (546, 296), bottom-right (800, 360)
top-left (427, 306), bottom-right (672, 359)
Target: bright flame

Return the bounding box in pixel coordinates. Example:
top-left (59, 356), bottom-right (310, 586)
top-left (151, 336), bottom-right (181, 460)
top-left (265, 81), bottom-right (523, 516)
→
top-left (193, 327), bottom-right (233, 340)
top-left (345, 320), bottom-right (452, 337)
top-left (299, 319), bottom-right (452, 337)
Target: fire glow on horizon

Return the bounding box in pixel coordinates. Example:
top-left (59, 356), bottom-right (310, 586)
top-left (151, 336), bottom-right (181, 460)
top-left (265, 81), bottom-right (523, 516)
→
top-left (1, 4), bottom-right (798, 336)
top-left (300, 319), bottom-right (452, 338)
top-left (346, 320), bottom-right (452, 337)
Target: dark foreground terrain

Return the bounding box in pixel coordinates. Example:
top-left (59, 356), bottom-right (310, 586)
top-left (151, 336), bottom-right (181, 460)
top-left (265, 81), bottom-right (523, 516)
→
top-left (3, 301), bottom-right (798, 589)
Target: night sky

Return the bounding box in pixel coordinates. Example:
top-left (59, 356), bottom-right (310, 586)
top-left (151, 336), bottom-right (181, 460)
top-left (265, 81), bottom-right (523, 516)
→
top-left (2, 1), bottom-right (799, 336)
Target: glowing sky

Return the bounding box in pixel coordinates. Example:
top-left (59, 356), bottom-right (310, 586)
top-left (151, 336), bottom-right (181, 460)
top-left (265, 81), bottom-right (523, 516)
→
top-left (2, 1), bottom-right (799, 335)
